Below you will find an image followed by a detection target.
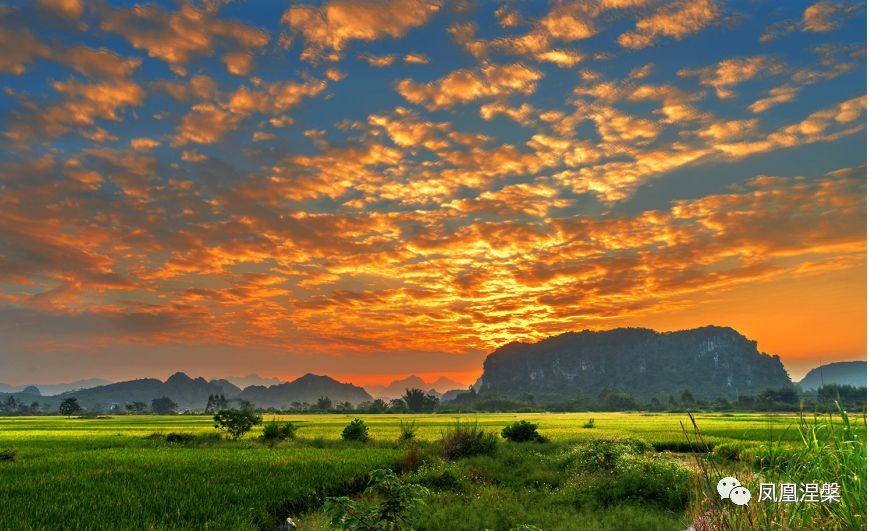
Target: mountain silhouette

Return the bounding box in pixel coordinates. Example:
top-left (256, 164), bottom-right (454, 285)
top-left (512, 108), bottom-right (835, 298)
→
top-left (478, 326), bottom-right (792, 401)
top-left (798, 361), bottom-right (866, 390)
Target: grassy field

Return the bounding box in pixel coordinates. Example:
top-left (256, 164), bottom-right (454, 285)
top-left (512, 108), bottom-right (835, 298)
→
top-left (0, 412), bottom-right (862, 530)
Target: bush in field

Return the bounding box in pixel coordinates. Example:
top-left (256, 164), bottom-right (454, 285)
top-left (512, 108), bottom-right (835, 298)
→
top-left (341, 418), bottom-right (370, 442)
top-left (575, 454), bottom-right (692, 512)
top-left (567, 438), bottom-right (651, 471)
top-left (261, 420), bottom-right (297, 443)
top-left (322, 468), bottom-right (429, 530)
top-left (582, 418), bottom-right (595, 429)
top-left (712, 441), bottom-right (758, 461)
top-left (213, 409), bottom-right (262, 440)
top-left (441, 420), bottom-right (497, 459)
top-left (407, 462), bottom-right (470, 492)
top-left (398, 420), bottom-right (417, 442)
top-left (165, 432), bottom-right (195, 444)
top-left (0, 448), bottom-right (17, 462)
top-left (501, 420), bottom-right (547, 442)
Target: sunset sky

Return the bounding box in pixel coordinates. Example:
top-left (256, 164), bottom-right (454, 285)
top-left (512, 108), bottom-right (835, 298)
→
top-left (0, 0), bottom-right (865, 387)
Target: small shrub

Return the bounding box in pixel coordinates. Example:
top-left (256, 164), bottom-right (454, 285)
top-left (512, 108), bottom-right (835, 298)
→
top-left (566, 438), bottom-right (651, 471)
top-left (213, 409), bottom-right (262, 440)
top-left (440, 420), bottom-right (497, 459)
top-left (501, 420), bottom-right (547, 442)
top-left (165, 432), bottom-right (195, 444)
top-left (261, 420), bottom-right (297, 442)
top-left (408, 462), bottom-right (469, 492)
top-left (582, 418), bottom-right (596, 429)
top-left (341, 418), bottom-right (370, 442)
top-left (322, 468), bottom-right (429, 529)
top-left (712, 441), bottom-right (757, 461)
top-left (398, 420), bottom-right (417, 442)
top-left (574, 454), bottom-right (692, 512)
top-left (401, 442), bottom-right (424, 473)
top-left (0, 448), bottom-right (17, 462)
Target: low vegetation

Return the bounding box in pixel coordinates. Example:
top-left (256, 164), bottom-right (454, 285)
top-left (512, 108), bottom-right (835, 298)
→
top-left (213, 409), bottom-right (262, 440)
top-left (0, 448), bottom-right (17, 462)
top-left (342, 418), bottom-right (370, 442)
top-left (0, 412), bottom-right (862, 529)
top-left (501, 420), bottom-right (547, 442)
top-left (440, 420), bottom-right (498, 459)
top-left (398, 420), bottom-right (417, 442)
top-left (261, 419), bottom-right (298, 443)
top-left (322, 468), bottom-right (429, 530)
top-left (687, 404), bottom-right (866, 530)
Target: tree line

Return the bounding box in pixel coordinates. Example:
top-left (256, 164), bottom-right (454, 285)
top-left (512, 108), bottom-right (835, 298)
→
top-left (0, 384), bottom-right (864, 416)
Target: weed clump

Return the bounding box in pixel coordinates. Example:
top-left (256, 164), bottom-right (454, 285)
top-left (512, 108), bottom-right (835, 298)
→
top-left (398, 420), bottom-right (417, 442)
top-left (501, 420), bottom-right (547, 442)
top-left (566, 438), bottom-right (652, 471)
top-left (571, 454), bottom-right (692, 512)
top-left (711, 440), bottom-right (758, 461)
top-left (441, 420), bottom-right (497, 459)
top-left (341, 418), bottom-right (370, 442)
top-left (261, 420), bottom-right (297, 443)
top-left (0, 448), bottom-right (17, 462)
top-left (582, 419), bottom-right (596, 429)
top-left (165, 432), bottom-right (195, 444)
top-left (322, 468), bottom-right (429, 529)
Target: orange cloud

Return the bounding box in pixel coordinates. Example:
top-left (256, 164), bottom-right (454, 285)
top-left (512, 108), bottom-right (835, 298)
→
top-left (100, 3), bottom-right (268, 74)
top-left (803, 1), bottom-right (863, 32)
top-left (396, 63), bottom-right (542, 109)
top-left (618, 0), bottom-right (718, 49)
top-left (173, 104), bottom-right (240, 146)
top-left (680, 55), bottom-right (783, 99)
top-left (38, 0), bottom-right (84, 19)
top-left (749, 85), bottom-right (799, 113)
top-left (282, 0), bottom-right (442, 61)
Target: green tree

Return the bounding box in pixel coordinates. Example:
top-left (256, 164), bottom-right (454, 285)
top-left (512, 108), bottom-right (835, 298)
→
top-left (368, 398), bottom-right (389, 413)
top-left (150, 396), bottom-right (178, 415)
top-left (213, 409), bottom-right (262, 440)
top-left (205, 394), bottom-right (228, 414)
top-left (389, 398), bottom-right (408, 413)
top-left (125, 401), bottom-right (148, 414)
top-left (597, 388), bottom-right (638, 410)
top-left (59, 397), bottom-right (82, 417)
top-left (316, 396), bottom-right (333, 411)
top-left (401, 388), bottom-right (439, 413)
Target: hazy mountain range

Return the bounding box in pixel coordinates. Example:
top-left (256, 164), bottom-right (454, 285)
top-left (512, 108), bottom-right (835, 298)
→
top-left (0, 378), bottom-right (111, 396)
top-left (798, 361), bottom-right (866, 390)
top-left (365, 375), bottom-right (465, 399)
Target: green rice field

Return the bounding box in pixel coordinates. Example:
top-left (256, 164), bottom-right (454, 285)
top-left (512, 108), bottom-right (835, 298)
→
top-left (0, 412), bottom-right (862, 530)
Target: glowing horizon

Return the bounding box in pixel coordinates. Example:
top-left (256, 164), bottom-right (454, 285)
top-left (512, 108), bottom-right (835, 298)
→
top-left (0, 0), bottom-right (865, 388)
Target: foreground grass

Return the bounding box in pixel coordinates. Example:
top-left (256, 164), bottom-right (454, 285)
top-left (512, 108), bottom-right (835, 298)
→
top-left (0, 412), bottom-right (856, 529)
top-left (0, 434), bottom-right (400, 528)
top-left (688, 406), bottom-right (867, 530)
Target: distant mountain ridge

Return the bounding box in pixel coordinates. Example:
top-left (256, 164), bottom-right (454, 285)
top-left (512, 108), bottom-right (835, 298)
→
top-left (366, 375), bottom-right (465, 399)
top-left (0, 378), bottom-right (111, 396)
top-left (478, 326), bottom-right (792, 401)
top-left (240, 373), bottom-right (371, 407)
top-left (798, 361), bottom-right (866, 390)
top-left (35, 372), bottom-right (371, 410)
top-left (222, 374), bottom-right (283, 389)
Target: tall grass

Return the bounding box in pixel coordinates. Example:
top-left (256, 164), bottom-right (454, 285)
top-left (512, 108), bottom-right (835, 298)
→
top-left (685, 403), bottom-right (866, 530)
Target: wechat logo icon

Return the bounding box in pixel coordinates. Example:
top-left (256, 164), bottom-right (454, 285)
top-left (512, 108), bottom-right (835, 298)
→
top-left (717, 476), bottom-right (751, 506)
